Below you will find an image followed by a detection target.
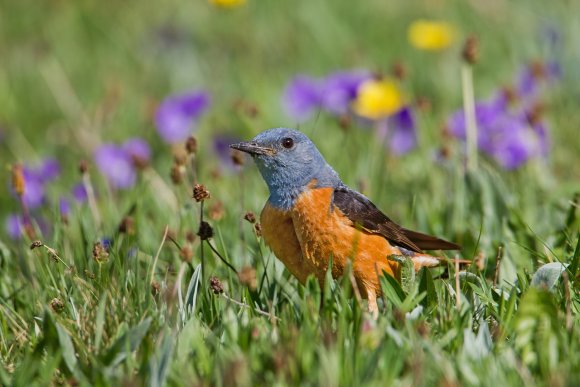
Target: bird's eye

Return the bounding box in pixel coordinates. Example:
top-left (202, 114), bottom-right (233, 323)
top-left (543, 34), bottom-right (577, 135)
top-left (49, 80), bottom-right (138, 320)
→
top-left (281, 137), bottom-right (294, 149)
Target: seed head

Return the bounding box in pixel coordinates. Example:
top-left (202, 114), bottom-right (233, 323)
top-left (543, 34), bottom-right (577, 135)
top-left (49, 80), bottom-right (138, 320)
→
top-left (209, 276), bottom-right (224, 294)
top-left (231, 149), bottom-right (245, 167)
top-left (118, 216), bottom-right (135, 235)
top-left (193, 184), bottom-right (211, 202)
top-left (391, 61), bottom-right (407, 80)
top-left (30, 240), bottom-right (43, 250)
top-left (243, 211), bottom-right (256, 224)
top-left (11, 164), bottom-right (25, 197)
top-left (238, 266), bottom-right (257, 291)
top-left (79, 159), bottom-right (89, 174)
top-left (151, 280), bottom-right (161, 297)
top-left (462, 35), bottom-right (479, 65)
top-left (185, 136), bottom-right (198, 154)
top-left (170, 164), bottom-right (185, 185)
top-left (92, 241), bottom-right (109, 263)
top-left (186, 230), bottom-right (197, 243)
top-left (254, 223), bottom-right (262, 237)
top-left (179, 245), bottom-right (193, 263)
top-left (197, 221), bottom-right (214, 240)
top-left (50, 298), bottom-right (65, 313)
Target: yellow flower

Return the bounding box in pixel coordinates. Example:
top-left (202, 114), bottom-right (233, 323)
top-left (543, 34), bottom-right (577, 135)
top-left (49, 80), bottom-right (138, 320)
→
top-left (209, 0), bottom-right (246, 8)
top-left (352, 78), bottom-right (404, 120)
top-left (408, 20), bottom-right (455, 51)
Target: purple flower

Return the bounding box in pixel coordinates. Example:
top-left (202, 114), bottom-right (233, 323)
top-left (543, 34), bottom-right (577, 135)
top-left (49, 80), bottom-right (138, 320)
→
top-left (388, 107), bottom-right (418, 154)
top-left (123, 138), bottom-right (151, 167)
top-left (447, 94), bottom-right (508, 143)
top-left (19, 168), bottom-right (46, 209)
top-left (155, 91), bottom-right (211, 143)
top-left (212, 135), bottom-right (243, 171)
top-left (9, 158), bottom-right (61, 209)
top-left (446, 90), bottom-right (548, 169)
top-left (72, 183), bottom-right (88, 202)
top-left (516, 61), bottom-right (561, 101)
top-left (59, 198), bottom-right (71, 219)
top-left (5, 214), bottom-right (23, 240)
top-left (378, 107), bottom-right (417, 155)
top-left (94, 144), bottom-right (136, 189)
top-left (321, 70), bottom-right (371, 115)
top-left (488, 119), bottom-right (540, 169)
top-left (282, 76), bottom-right (323, 122)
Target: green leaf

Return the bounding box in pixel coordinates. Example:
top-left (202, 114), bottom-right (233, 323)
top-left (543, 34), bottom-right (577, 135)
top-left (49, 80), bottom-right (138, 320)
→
top-left (531, 262), bottom-right (568, 291)
top-left (55, 323), bottom-right (77, 372)
top-left (568, 231), bottom-right (580, 279)
top-left (379, 270), bottom-right (405, 308)
top-left (103, 318), bottom-right (152, 367)
top-left (418, 268), bottom-right (437, 309)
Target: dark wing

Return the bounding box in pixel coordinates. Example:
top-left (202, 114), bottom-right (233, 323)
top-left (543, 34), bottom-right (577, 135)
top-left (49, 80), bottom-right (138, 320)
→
top-left (332, 186), bottom-right (460, 254)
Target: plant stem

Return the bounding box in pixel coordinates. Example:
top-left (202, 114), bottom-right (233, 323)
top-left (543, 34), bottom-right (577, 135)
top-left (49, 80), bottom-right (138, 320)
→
top-left (462, 63), bottom-right (478, 172)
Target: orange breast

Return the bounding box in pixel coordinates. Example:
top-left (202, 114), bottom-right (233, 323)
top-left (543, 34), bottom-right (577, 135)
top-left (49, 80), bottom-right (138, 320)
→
top-left (260, 202), bottom-right (317, 284)
top-left (260, 187), bottom-right (402, 297)
top-left (290, 187), bottom-right (401, 296)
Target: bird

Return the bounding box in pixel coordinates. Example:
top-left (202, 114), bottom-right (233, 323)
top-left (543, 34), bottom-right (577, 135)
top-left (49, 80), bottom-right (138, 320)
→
top-left (230, 127), bottom-right (461, 316)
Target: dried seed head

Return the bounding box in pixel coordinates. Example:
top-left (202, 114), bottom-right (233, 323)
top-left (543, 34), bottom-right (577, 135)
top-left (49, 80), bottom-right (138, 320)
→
top-left (527, 101), bottom-right (545, 125)
top-left (170, 164), bottom-right (185, 185)
top-left (197, 221), bottom-right (214, 240)
top-left (234, 99), bottom-right (260, 118)
top-left (462, 35), bottom-right (479, 65)
top-left (243, 211), bottom-right (256, 224)
top-left (391, 61), bottom-right (407, 80)
top-left (118, 216), bottom-right (135, 235)
top-left (238, 266), bottom-right (257, 291)
top-left (130, 154), bottom-right (149, 170)
top-left (438, 146), bottom-right (452, 160)
top-left (84, 270), bottom-right (96, 279)
top-left (338, 114), bottom-right (351, 131)
top-left (185, 136), bottom-right (198, 154)
top-left (179, 245), bottom-right (193, 263)
top-left (231, 149), bottom-right (245, 167)
top-left (50, 298), bottom-right (65, 313)
top-left (11, 164), bottom-right (25, 197)
top-left (30, 240), bottom-right (43, 250)
top-left (500, 86), bottom-right (518, 105)
top-left (186, 230), bottom-right (196, 243)
top-left (193, 184), bottom-right (211, 202)
top-left (209, 276), bottom-right (224, 294)
top-left (151, 280), bottom-right (161, 297)
top-left (254, 223), bottom-right (262, 237)
top-left (414, 96), bottom-right (432, 112)
top-left (92, 241), bottom-right (109, 263)
top-left (530, 60), bottom-right (546, 79)
top-left (79, 159), bottom-right (89, 174)
top-left (416, 321), bottom-right (430, 338)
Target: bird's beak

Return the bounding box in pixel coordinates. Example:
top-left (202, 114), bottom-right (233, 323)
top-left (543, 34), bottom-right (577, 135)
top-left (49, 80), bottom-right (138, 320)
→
top-left (230, 141), bottom-right (276, 156)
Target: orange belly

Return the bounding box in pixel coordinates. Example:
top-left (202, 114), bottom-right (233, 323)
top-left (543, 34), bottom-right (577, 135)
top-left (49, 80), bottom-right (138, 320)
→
top-left (260, 187), bottom-right (401, 297)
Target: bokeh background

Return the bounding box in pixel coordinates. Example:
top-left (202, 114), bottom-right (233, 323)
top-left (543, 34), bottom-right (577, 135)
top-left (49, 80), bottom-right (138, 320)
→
top-left (1, 0), bottom-right (579, 385)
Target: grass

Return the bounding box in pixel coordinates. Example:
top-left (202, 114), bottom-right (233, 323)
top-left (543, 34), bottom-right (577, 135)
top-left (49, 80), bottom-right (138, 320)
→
top-left (1, 0), bottom-right (579, 385)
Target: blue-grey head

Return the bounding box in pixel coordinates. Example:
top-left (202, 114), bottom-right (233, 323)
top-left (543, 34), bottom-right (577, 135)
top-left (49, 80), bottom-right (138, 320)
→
top-left (230, 128), bottom-right (341, 209)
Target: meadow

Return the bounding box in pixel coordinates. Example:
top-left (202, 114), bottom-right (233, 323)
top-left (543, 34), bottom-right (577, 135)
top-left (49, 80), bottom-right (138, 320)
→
top-left (1, 0), bottom-right (579, 385)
